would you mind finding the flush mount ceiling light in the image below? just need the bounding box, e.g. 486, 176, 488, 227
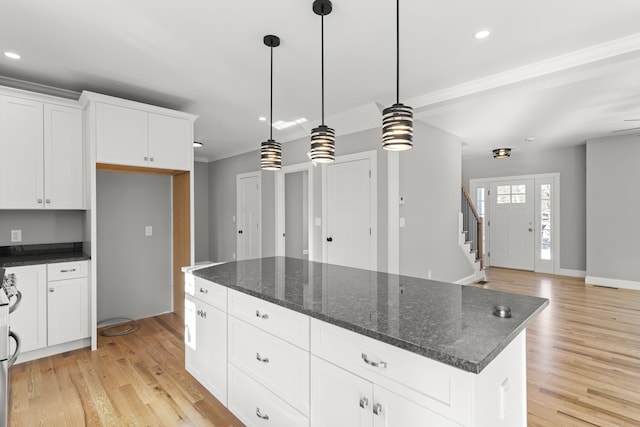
4, 51, 21, 60
382, 0, 413, 151
474, 29, 491, 39
493, 148, 511, 158
193, 141, 203, 148
260, 34, 282, 171
309, 0, 335, 164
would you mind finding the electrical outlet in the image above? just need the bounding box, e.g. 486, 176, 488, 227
145, 226, 153, 236
10, 230, 22, 242
399, 195, 405, 205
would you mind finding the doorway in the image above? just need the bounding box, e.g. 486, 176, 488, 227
236, 172, 261, 260
471, 173, 559, 273
322, 150, 377, 270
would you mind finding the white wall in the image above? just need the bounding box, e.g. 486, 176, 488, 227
586, 135, 640, 288
0, 210, 84, 245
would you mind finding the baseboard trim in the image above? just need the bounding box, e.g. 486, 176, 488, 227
585, 275, 640, 291
455, 269, 486, 285
557, 268, 586, 278
15, 338, 91, 364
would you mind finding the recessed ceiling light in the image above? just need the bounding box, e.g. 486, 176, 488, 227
4, 51, 21, 60
193, 141, 203, 148
474, 30, 491, 40
259, 116, 267, 121
525, 137, 535, 142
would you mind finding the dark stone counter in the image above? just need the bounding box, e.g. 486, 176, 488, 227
191, 257, 548, 374
0, 243, 90, 267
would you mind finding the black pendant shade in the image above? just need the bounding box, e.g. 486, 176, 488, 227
310, 0, 335, 163
382, 0, 413, 151
260, 34, 282, 170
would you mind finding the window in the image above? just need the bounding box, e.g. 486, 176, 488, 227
497, 185, 526, 204
540, 184, 551, 260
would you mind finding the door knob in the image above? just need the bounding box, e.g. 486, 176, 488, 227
326, 237, 333, 242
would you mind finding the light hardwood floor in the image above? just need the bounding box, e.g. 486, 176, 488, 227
8, 268, 640, 426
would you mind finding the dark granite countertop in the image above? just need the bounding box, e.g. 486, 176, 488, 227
191, 256, 548, 374
0, 243, 90, 267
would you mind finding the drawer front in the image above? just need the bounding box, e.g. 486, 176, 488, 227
228, 364, 309, 427
228, 289, 309, 350
228, 316, 309, 416
310, 318, 471, 426
185, 274, 227, 311
47, 260, 88, 281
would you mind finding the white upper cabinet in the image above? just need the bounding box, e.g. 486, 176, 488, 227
0, 93, 83, 209
83, 92, 197, 171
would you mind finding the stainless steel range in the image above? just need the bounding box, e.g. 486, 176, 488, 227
1, 268, 21, 427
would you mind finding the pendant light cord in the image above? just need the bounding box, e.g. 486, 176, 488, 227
270, 44, 274, 140
321, 12, 325, 125
396, 0, 400, 104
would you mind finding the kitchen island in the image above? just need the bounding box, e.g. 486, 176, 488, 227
185, 257, 548, 427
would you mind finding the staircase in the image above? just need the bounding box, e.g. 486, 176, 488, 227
456, 184, 485, 284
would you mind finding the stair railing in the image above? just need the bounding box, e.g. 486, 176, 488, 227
461, 183, 484, 269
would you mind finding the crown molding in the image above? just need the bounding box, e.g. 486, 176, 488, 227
408, 32, 640, 108
0, 75, 80, 100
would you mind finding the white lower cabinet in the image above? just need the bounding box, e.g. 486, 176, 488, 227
228, 364, 309, 427
185, 294, 227, 405
47, 277, 89, 345
311, 356, 459, 427
6, 264, 47, 352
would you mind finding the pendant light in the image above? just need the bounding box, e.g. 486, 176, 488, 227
309, 0, 335, 163
382, 0, 413, 151
260, 34, 282, 170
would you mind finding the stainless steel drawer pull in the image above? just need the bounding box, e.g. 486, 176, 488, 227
60, 269, 77, 273
256, 407, 269, 420
197, 309, 207, 318
199, 287, 208, 294
255, 310, 269, 319
256, 352, 270, 363
373, 403, 383, 415
359, 397, 369, 409
361, 353, 387, 369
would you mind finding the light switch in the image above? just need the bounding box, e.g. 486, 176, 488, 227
315, 217, 322, 226
399, 218, 406, 227
145, 226, 153, 236
10, 230, 22, 242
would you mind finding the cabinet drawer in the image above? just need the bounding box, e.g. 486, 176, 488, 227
47, 260, 88, 281
228, 289, 309, 350
228, 364, 309, 427
185, 274, 227, 311
229, 316, 309, 416
310, 318, 471, 426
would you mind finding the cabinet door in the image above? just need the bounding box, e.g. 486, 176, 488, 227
185, 295, 227, 405
5, 265, 47, 352
47, 277, 89, 346
372, 385, 460, 427
311, 356, 373, 427
95, 102, 148, 167
148, 113, 192, 170
44, 104, 84, 209
0, 96, 44, 209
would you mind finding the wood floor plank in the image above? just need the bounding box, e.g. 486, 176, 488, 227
8, 269, 640, 426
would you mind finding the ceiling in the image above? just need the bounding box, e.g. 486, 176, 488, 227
1, 0, 640, 162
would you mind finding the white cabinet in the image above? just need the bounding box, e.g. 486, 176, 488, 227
311, 356, 459, 427
95, 102, 192, 171
5, 264, 47, 352
184, 274, 228, 405
185, 294, 228, 405
47, 261, 89, 346
0, 95, 83, 209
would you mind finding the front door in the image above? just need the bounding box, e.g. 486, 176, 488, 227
489, 179, 535, 270
236, 172, 260, 260
325, 157, 373, 270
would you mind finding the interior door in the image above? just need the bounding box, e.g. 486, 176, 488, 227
236, 173, 260, 260
325, 158, 372, 270
489, 179, 535, 270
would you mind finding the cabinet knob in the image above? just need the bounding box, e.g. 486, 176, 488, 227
359, 397, 369, 409
37, 199, 43, 204
256, 353, 270, 363
144, 156, 148, 161
46, 199, 51, 204
373, 403, 383, 415
255, 310, 269, 319
150, 157, 154, 162
49, 288, 55, 292
326, 236, 333, 242
361, 353, 387, 369
256, 407, 269, 420
199, 287, 208, 294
